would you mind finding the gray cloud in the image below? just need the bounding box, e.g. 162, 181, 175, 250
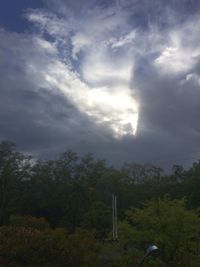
1, 0, 200, 170
0, 29, 100, 158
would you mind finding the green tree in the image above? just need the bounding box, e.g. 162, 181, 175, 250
124, 197, 200, 267
9, 215, 50, 230
67, 228, 101, 267
82, 201, 111, 238
0, 216, 68, 266
0, 141, 31, 225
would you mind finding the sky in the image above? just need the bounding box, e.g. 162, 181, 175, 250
0, 0, 200, 170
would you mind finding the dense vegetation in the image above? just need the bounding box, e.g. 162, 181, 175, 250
1, 140, 200, 266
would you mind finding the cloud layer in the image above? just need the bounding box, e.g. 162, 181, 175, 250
1, 0, 200, 169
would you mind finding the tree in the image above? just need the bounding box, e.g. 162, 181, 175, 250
66, 228, 101, 267
0, 141, 31, 225
9, 215, 50, 230
121, 163, 163, 184
0, 216, 68, 266
82, 201, 111, 238
124, 197, 200, 267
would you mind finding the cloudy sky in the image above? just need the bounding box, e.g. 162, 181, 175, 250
0, 0, 200, 169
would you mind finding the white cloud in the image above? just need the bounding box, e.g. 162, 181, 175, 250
34, 37, 57, 53
26, 9, 72, 37
5, 2, 200, 142
23, 5, 200, 141
81, 47, 133, 85
154, 18, 200, 74
71, 33, 91, 60
186, 73, 200, 86
24, 5, 140, 138
42, 60, 139, 137
110, 30, 137, 48
2, 0, 200, 167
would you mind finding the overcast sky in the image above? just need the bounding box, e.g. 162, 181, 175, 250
0, 0, 200, 169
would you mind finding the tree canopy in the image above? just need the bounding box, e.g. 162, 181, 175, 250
1, 140, 200, 266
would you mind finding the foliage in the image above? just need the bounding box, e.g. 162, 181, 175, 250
67, 228, 101, 267
9, 215, 50, 230
82, 201, 111, 237
1, 141, 200, 266
125, 197, 200, 267
0, 224, 68, 266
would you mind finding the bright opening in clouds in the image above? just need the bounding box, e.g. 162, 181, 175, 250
43, 59, 139, 137
1, 0, 200, 168
26, 6, 139, 138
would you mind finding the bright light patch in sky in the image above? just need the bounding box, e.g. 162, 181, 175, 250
43, 60, 138, 138
2, 0, 200, 167
7, 3, 200, 141
25, 8, 139, 138
75, 87, 139, 137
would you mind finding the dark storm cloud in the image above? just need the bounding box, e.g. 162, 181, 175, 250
1, 0, 200, 170
0, 29, 102, 158
0, 70, 103, 159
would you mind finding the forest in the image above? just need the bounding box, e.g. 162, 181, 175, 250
1, 140, 200, 267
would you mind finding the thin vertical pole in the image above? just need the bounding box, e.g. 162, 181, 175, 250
112, 194, 115, 240
115, 196, 118, 239
112, 194, 118, 240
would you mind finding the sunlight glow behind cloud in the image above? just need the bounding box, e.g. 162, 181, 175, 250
2, 0, 200, 167
23, 2, 200, 140
44, 60, 138, 137
25, 2, 200, 139
26, 7, 139, 138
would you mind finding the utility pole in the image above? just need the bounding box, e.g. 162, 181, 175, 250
112, 194, 118, 240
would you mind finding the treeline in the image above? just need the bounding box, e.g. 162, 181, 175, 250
1, 140, 200, 266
